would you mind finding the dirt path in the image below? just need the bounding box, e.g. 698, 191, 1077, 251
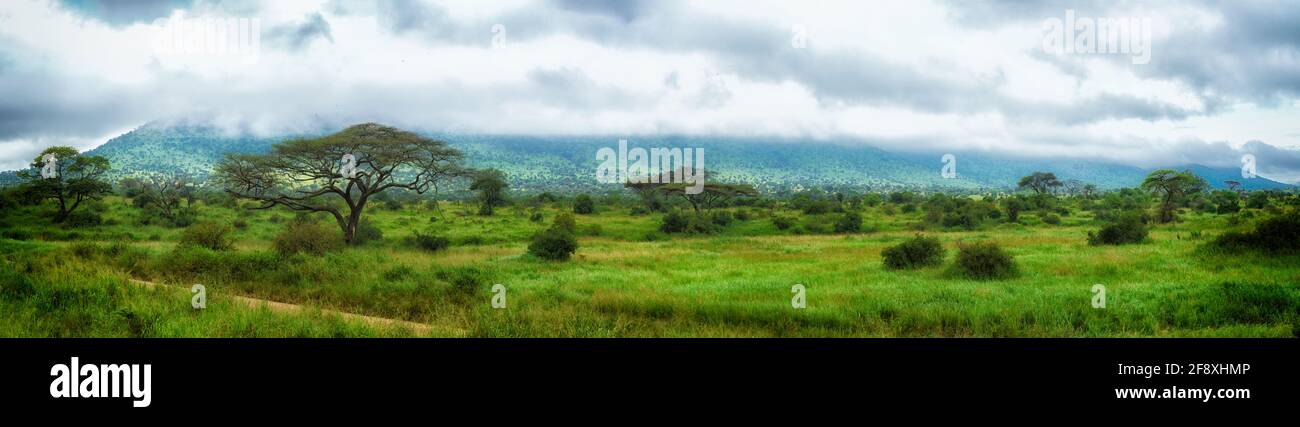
128, 279, 451, 336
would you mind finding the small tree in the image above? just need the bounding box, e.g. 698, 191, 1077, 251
215, 123, 465, 244
1003, 197, 1024, 223
133, 173, 193, 220
469, 168, 508, 216
1017, 172, 1062, 196
1141, 169, 1207, 223
18, 146, 112, 222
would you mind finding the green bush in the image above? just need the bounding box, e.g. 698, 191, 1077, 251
1212, 213, 1300, 254
1041, 213, 1061, 225
408, 231, 450, 252
529, 211, 544, 222
1217, 282, 1299, 324
1088, 214, 1148, 245
573, 194, 595, 214
834, 212, 863, 233
881, 235, 945, 270
63, 210, 103, 228
734, 209, 752, 221
528, 227, 578, 260
529, 215, 580, 261
772, 215, 795, 230
552, 213, 577, 234
949, 242, 1018, 280
179, 222, 235, 251
382, 265, 415, 282
660, 210, 689, 233
711, 211, 734, 227
272, 221, 343, 257
435, 266, 488, 296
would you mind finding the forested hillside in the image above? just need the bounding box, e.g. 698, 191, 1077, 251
0, 122, 1291, 192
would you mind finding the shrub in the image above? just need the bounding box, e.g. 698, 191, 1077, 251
272, 221, 343, 256
629, 206, 649, 216
734, 209, 751, 221
1212, 213, 1300, 254
382, 265, 415, 282
660, 210, 689, 233
171, 208, 198, 227
1003, 198, 1024, 223
1041, 213, 1061, 225
881, 235, 945, 270
552, 213, 577, 234
834, 212, 863, 233
352, 218, 383, 245
573, 194, 595, 214
63, 210, 103, 228
408, 231, 450, 252
771, 215, 795, 230
801, 200, 834, 215
434, 266, 488, 297
1088, 215, 1148, 245
711, 211, 734, 227
232, 219, 249, 230
1245, 192, 1270, 209
949, 242, 1018, 280
528, 227, 578, 260
529, 211, 544, 222
685, 214, 720, 234
1217, 282, 1299, 325
179, 222, 235, 251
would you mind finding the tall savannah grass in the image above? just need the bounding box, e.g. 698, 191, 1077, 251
1, 196, 1297, 337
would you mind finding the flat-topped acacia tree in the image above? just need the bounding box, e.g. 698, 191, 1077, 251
215, 123, 465, 243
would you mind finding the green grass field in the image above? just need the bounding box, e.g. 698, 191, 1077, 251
1, 196, 1297, 337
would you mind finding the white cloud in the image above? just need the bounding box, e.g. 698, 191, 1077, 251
0, 0, 1297, 177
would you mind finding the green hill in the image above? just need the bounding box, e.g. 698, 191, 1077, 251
0, 122, 1291, 193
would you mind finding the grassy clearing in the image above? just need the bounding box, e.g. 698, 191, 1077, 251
1, 197, 1298, 337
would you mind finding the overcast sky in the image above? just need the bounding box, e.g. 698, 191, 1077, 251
1, 0, 1299, 181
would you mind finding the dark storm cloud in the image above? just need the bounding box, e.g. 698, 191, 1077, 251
1138, 0, 1300, 105
265, 12, 334, 51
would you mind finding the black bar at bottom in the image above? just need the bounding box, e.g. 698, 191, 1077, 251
1, 339, 1293, 412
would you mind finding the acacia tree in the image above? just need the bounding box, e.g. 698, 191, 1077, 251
469, 168, 508, 216
18, 146, 112, 222
130, 172, 197, 220
1141, 169, 1207, 223
1017, 172, 1063, 195
215, 123, 465, 243
657, 182, 758, 213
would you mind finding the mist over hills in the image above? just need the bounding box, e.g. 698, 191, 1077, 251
1, 122, 1293, 193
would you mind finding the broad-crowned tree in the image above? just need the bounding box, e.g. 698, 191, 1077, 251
1017, 172, 1063, 195
18, 146, 112, 222
215, 123, 465, 243
1141, 169, 1207, 223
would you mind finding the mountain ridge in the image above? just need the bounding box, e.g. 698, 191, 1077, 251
2, 122, 1294, 192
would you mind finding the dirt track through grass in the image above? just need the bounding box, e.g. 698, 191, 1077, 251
127, 279, 451, 336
